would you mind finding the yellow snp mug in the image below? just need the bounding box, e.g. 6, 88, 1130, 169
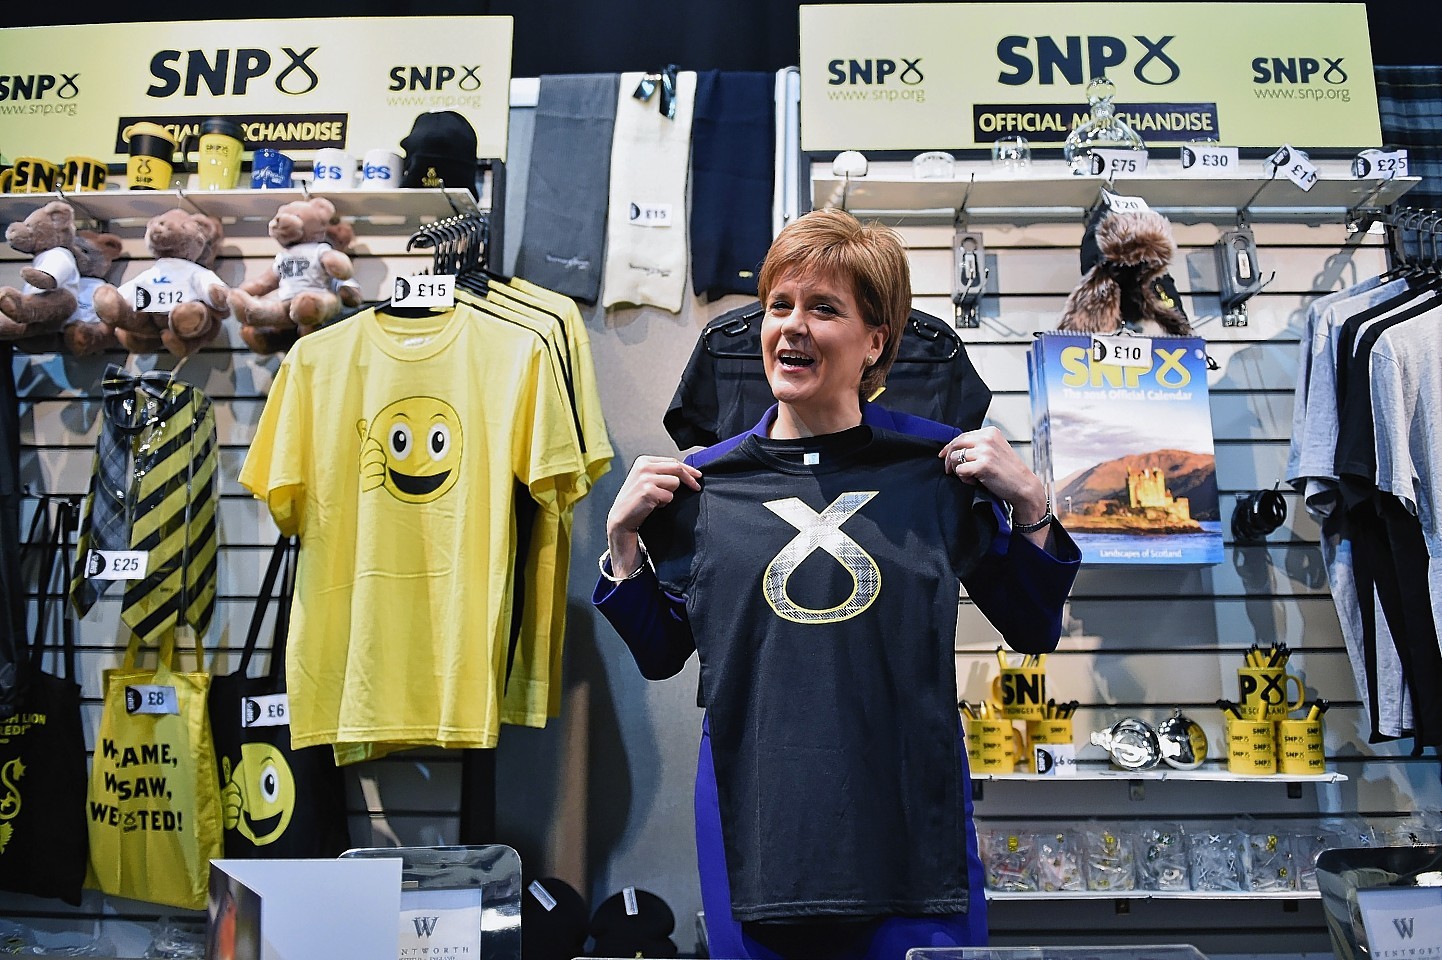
994, 667, 1048, 721
1276, 718, 1326, 775
182, 117, 245, 190
966, 718, 1016, 775
0, 168, 13, 192
62, 155, 108, 192
122, 121, 178, 190
1226, 718, 1277, 775
1237, 666, 1305, 721
10, 156, 61, 193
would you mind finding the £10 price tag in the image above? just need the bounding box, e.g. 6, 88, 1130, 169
1092, 334, 1152, 369
1102, 190, 1150, 215
393, 274, 455, 308
1091, 148, 1149, 178
1352, 149, 1409, 180
125, 684, 179, 715
85, 549, 148, 580
1180, 143, 1240, 176
1267, 144, 1318, 192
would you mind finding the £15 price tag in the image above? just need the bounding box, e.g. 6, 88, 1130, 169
125, 684, 179, 715
393, 274, 455, 308
1266, 144, 1318, 192
1180, 143, 1240, 176
1352, 149, 1409, 180
628, 202, 674, 227
1092, 334, 1152, 369
1091, 147, 1149, 178
85, 549, 148, 580
1102, 190, 1150, 215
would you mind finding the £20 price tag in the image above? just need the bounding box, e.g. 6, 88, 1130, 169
1092, 334, 1152, 369
393, 274, 455, 309
1102, 190, 1150, 215
1267, 145, 1318, 192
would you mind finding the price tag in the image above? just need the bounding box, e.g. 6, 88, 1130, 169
1091, 147, 1149, 177
628, 202, 674, 227
1266, 144, 1318, 192
1092, 334, 1152, 369
1180, 143, 1240, 176
1352, 149, 1409, 180
85, 548, 148, 580
241, 693, 290, 728
125, 684, 179, 715
392, 274, 455, 308
133, 279, 190, 311
623, 886, 639, 916
1033, 744, 1077, 776
528, 881, 558, 912
1102, 190, 1150, 215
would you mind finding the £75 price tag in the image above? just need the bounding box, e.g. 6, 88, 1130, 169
1092, 334, 1152, 369
393, 274, 455, 308
1091, 148, 1149, 177
1267, 145, 1318, 192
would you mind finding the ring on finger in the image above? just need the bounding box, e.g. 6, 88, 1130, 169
953, 449, 968, 465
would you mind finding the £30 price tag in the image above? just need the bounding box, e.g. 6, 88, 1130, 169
1092, 334, 1152, 369
1267, 144, 1318, 192
125, 684, 179, 715
1180, 143, 1240, 176
1102, 190, 1150, 215
1092, 148, 1149, 177
393, 274, 455, 309
85, 549, 148, 580
1352, 149, 1409, 180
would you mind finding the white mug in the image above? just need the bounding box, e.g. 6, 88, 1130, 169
312, 148, 356, 189
360, 149, 401, 190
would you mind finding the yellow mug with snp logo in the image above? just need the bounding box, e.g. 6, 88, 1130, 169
965, 718, 1015, 775
1276, 718, 1325, 775
1226, 718, 1276, 775
182, 118, 245, 190
122, 121, 178, 191
62, 156, 108, 192
1237, 666, 1305, 721
10, 156, 61, 194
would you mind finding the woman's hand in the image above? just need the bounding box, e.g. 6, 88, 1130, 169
605, 456, 703, 576
939, 427, 1052, 547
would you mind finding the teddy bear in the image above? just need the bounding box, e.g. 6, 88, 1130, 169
229, 197, 355, 355
5, 230, 127, 355
93, 209, 230, 357
0, 200, 82, 342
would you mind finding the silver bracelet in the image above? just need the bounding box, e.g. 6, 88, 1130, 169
598, 538, 651, 583
1013, 498, 1055, 534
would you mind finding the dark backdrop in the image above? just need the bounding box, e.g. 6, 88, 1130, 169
3, 1, 1438, 72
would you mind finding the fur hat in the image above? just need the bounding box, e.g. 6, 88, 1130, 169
1059, 205, 1191, 335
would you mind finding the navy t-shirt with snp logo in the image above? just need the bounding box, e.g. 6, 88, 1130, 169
641, 425, 996, 921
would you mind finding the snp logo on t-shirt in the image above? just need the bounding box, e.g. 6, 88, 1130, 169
761, 492, 880, 624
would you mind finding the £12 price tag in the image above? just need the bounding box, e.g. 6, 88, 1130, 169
393, 274, 455, 308
1092, 334, 1152, 369
1180, 143, 1240, 176
85, 549, 148, 580
133, 279, 189, 311
1267, 145, 1318, 192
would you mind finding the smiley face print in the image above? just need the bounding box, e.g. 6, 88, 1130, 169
358, 397, 463, 503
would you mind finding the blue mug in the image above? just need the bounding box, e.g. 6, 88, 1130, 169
251, 148, 294, 189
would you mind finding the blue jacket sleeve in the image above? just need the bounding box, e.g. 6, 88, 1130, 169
963, 521, 1081, 655
592, 567, 697, 680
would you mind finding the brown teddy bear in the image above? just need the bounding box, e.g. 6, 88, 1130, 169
93, 209, 230, 357
0, 200, 81, 341
4, 230, 125, 355
230, 197, 355, 355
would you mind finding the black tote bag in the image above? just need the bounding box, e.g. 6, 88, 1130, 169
0, 498, 88, 903
208, 535, 350, 858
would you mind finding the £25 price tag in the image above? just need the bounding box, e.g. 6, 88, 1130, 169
1102, 190, 1150, 215
1267, 145, 1318, 192
1180, 143, 1240, 176
1352, 149, 1409, 180
85, 549, 148, 580
125, 684, 179, 715
1092, 334, 1152, 369
393, 274, 455, 308
1092, 148, 1149, 177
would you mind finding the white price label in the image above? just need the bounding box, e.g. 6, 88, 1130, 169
240, 693, 290, 728
1092, 335, 1152, 369
1352, 149, 1409, 180
1180, 143, 1240, 176
623, 886, 639, 916
125, 684, 179, 715
85, 548, 148, 580
1033, 744, 1077, 776
1092, 147, 1149, 177
392, 274, 455, 308
1266, 144, 1318, 191
133, 280, 189, 311
628, 202, 674, 227
1102, 190, 1150, 215
528, 880, 558, 912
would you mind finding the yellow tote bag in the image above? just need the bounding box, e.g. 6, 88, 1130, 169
86, 627, 223, 910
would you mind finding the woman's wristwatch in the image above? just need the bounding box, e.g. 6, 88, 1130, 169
1013, 497, 1055, 534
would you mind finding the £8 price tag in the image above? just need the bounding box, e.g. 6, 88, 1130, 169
393, 274, 455, 308
1092, 334, 1152, 369
1267, 144, 1318, 192
124, 684, 179, 715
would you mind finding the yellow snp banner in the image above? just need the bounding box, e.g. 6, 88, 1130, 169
0, 17, 513, 162
799, 2, 1379, 152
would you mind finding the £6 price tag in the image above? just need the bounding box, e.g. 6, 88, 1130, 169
1352, 149, 1409, 180
1092, 334, 1152, 369
1180, 143, 1240, 176
1267, 144, 1318, 192
393, 274, 455, 308
1092, 147, 1149, 178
